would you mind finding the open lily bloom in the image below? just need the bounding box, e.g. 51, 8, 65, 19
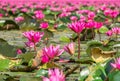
111, 58, 120, 70
68, 21, 85, 34
41, 45, 64, 64
23, 31, 44, 44
43, 68, 65, 81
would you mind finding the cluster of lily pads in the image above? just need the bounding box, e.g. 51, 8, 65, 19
0, 0, 120, 81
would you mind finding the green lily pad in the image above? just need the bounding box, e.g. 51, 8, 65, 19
99, 26, 109, 34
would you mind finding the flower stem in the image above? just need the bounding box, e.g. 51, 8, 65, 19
116, 34, 118, 41
34, 43, 37, 53
92, 28, 94, 39
78, 34, 80, 59
98, 30, 101, 41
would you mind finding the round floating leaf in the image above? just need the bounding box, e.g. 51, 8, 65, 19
20, 76, 41, 81
0, 39, 18, 57
17, 52, 34, 63
59, 36, 70, 43
99, 26, 109, 34
57, 24, 67, 31
35, 69, 48, 77
0, 59, 10, 71
108, 70, 120, 81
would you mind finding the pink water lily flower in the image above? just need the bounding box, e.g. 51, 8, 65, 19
25, 41, 35, 48
88, 12, 95, 20
41, 45, 64, 64
40, 22, 49, 29
106, 30, 113, 36
68, 21, 85, 34
110, 10, 119, 18
23, 31, 44, 44
34, 10, 45, 20
111, 58, 120, 70
111, 27, 120, 35
16, 49, 22, 54
15, 16, 24, 23
70, 16, 78, 21
94, 22, 103, 29
64, 42, 75, 55
85, 21, 95, 29
104, 9, 111, 16
43, 68, 65, 81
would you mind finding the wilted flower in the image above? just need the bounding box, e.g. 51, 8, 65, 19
43, 68, 65, 81
64, 42, 75, 55
23, 31, 44, 44
40, 22, 49, 29
111, 58, 120, 70
68, 21, 85, 34
41, 45, 64, 64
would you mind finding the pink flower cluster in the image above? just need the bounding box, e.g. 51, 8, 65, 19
111, 58, 120, 70
43, 68, 65, 81
41, 45, 64, 64
106, 27, 120, 36
15, 16, 24, 23
104, 9, 119, 18
68, 20, 103, 34
40, 22, 49, 29
34, 10, 45, 20
23, 31, 44, 47
68, 21, 85, 34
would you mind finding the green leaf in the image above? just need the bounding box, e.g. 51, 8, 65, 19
57, 24, 67, 31
0, 38, 18, 57
42, 29, 54, 39
99, 26, 109, 34
43, 10, 51, 15
20, 76, 41, 81
17, 52, 34, 63
35, 69, 48, 77
40, 62, 60, 69
88, 6, 95, 11
0, 59, 10, 71
0, 75, 8, 81
108, 70, 120, 81
59, 36, 70, 43
59, 17, 70, 23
